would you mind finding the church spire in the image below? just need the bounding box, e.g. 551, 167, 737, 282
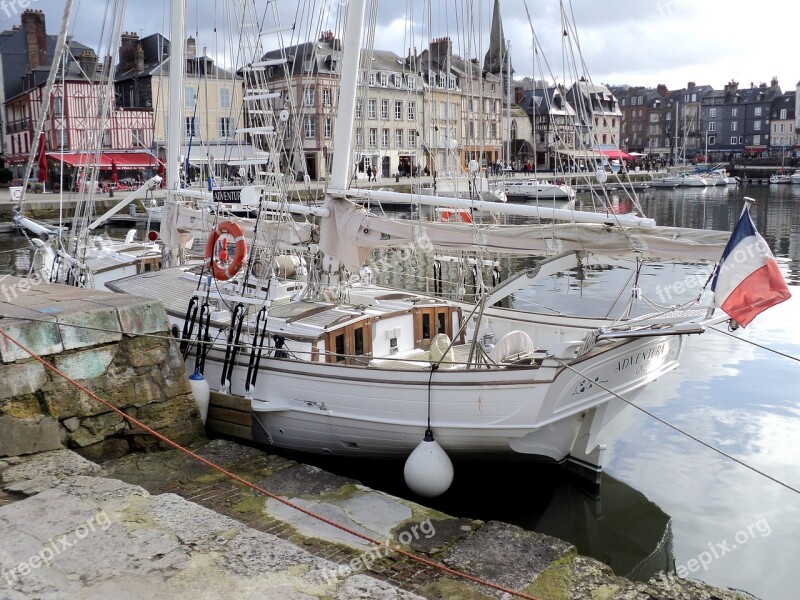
483, 0, 507, 75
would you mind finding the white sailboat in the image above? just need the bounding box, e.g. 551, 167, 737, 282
105, 0, 746, 491
18, 0, 787, 495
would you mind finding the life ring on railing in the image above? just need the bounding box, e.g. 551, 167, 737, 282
204, 221, 246, 280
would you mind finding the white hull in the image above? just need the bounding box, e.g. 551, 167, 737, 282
505, 180, 576, 200
189, 324, 682, 464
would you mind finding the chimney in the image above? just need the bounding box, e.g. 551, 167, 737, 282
119, 32, 139, 72
186, 37, 197, 57
657, 84, 668, 96
78, 51, 98, 80
514, 86, 524, 104
770, 76, 779, 87
429, 37, 452, 69
724, 80, 739, 94
134, 45, 145, 73
21, 10, 47, 71
687, 81, 695, 89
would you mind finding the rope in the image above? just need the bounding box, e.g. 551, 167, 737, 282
710, 326, 800, 364
552, 357, 800, 496
0, 327, 540, 600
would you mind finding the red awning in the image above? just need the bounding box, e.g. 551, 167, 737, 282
744, 145, 767, 153
599, 149, 634, 160
47, 152, 158, 169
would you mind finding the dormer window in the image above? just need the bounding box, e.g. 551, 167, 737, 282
380, 73, 388, 87
369, 72, 376, 86
395, 74, 402, 89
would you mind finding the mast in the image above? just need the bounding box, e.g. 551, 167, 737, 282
329, 0, 367, 190
167, 0, 185, 190
673, 100, 679, 167
506, 39, 511, 168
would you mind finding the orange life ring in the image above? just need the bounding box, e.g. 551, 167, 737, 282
204, 221, 247, 280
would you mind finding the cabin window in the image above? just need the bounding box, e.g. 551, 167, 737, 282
334, 333, 345, 362
354, 328, 364, 355
421, 314, 431, 340
437, 312, 447, 335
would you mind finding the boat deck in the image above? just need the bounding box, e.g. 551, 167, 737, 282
108, 267, 204, 319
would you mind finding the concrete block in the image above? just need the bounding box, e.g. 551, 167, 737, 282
54, 346, 118, 381
56, 301, 121, 350
0, 317, 63, 363
85, 296, 171, 343
0, 361, 47, 401
0, 415, 63, 457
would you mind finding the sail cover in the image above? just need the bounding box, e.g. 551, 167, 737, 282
320, 197, 730, 271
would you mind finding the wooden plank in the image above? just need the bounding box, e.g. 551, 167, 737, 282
207, 405, 251, 428
206, 418, 253, 441
209, 391, 251, 412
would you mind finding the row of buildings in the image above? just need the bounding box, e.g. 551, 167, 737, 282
1, 6, 799, 186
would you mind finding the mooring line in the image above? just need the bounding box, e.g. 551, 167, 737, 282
710, 325, 800, 364
0, 327, 541, 600
553, 358, 800, 496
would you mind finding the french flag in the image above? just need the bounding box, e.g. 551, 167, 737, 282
711, 204, 791, 327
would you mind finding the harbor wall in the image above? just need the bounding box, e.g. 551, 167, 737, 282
0, 276, 204, 460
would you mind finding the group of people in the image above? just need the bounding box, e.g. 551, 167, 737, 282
365, 165, 378, 181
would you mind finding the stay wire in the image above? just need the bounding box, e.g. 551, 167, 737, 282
552, 357, 800, 496
0, 327, 540, 600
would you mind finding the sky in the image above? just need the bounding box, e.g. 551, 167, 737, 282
3, 0, 797, 94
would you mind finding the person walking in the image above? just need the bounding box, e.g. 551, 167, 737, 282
366, 165, 372, 181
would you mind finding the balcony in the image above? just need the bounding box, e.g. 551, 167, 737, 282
5, 118, 32, 134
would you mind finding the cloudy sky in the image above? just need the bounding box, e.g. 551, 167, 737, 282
5, 0, 797, 93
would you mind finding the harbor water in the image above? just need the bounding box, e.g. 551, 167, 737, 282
1, 183, 797, 599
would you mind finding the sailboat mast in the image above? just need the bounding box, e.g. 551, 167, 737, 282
673, 100, 679, 167
167, 0, 185, 190
329, 0, 367, 190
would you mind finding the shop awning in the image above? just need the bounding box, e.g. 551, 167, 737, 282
555, 149, 598, 159
599, 149, 634, 160
744, 145, 767, 153
47, 152, 158, 169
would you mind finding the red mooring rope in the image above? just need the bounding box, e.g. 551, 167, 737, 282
0, 328, 541, 600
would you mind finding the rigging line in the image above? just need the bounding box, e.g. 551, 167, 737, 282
0, 327, 537, 600
709, 326, 800, 364
552, 356, 800, 497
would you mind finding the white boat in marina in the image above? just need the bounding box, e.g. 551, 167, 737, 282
706, 168, 739, 186
769, 172, 792, 184
791, 170, 800, 184
504, 178, 576, 202
15, 0, 790, 495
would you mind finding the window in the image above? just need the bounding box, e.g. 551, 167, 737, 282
731, 108, 738, 117
185, 117, 196, 137
334, 334, 345, 362
369, 72, 376, 86
322, 88, 331, 107
380, 73, 388, 87
709, 108, 717, 117
753, 134, 761, 144
754, 120, 761, 131
439, 101, 447, 119
448, 75, 456, 90
731, 122, 737, 131
368, 98, 377, 119
303, 88, 315, 107
55, 127, 67, 149
324, 117, 332, 139
731, 136, 738, 144
708, 122, 716, 132
381, 99, 389, 120
132, 128, 144, 146
780, 108, 787, 120
450, 103, 457, 119
406, 75, 415, 90
407, 101, 416, 120
185, 86, 197, 108
102, 129, 111, 147
368, 128, 377, 147
304, 59, 313, 72
395, 129, 403, 148
738, 136, 744, 144
219, 87, 231, 108
754, 106, 762, 116
354, 328, 365, 356
355, 127, 363, 148
218, 117, 232, 138
409, 129, 416, 148
708, 135, 715, 145
381, 128, 389, 148
355, 99, 363, 119
780, 123, 785, 133
395, 74, 402, 89
491, 122, 497, 138
53, 97, 63, 116
304, 116, 316, 138
394, 100, 403, 120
